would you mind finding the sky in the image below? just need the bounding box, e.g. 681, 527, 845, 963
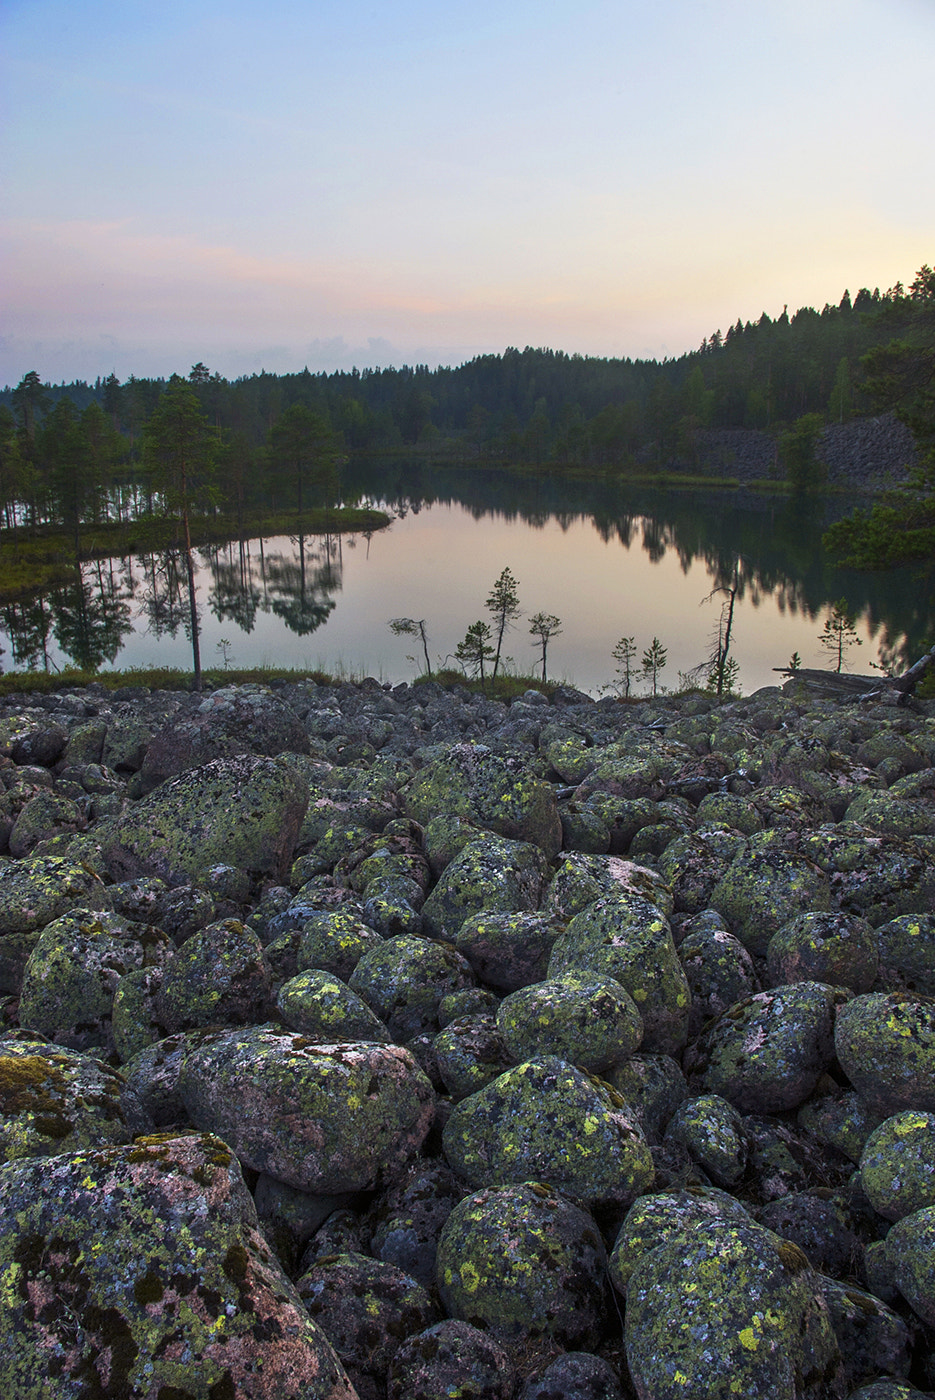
1, 0, 933, 387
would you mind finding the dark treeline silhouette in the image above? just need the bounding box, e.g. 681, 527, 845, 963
0, 276, 919, 532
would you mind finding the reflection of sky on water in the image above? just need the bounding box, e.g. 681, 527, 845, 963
0, 504, 907, 694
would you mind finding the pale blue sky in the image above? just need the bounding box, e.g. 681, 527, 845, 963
2, 0, 933, 384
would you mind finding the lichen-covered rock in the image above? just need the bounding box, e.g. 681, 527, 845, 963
277, 969, 391, 1043
663, 1094, 748, 1188
657, 828, 747, 915
155, 917, 272, 1032
696, 790, 765, 834
8, 788, 87, 858
874, 913, 935, 994
432, 1014, 512, 1100
817, 1277, 914, 1390
368, 1158, 464, 1288
138, 683, 311, 791
436, 1181, 608, 1349
0, 710, 68, 766
685, 982, 840, 1114
112, 965, 166, 1063
834, 993, 935, 1116
402, 743, 563, 857
387, 1318, 515, 1400
605, 1053, 689, 1141
845, 790, 935, 838
845, 1379, 930, 1399
0, 1036, 148, 1162
297, 907, 385, 982
348, 935, 475, 1041
101, 707, 166, 772
121, 1032, 194, 1128
496, 970, 643, 1074
883, 1203, 935, 1327
421, 835, 548, 941
443, 1055, 653, 1207
624, 1216, 840, 1400
0, 855, 110, 994
452, 909, 562, 992
608, 1186, 754, 1295
0, 1132, 358, 1399
758, 1192, 863, 1280
19, 909, 172, 1055
805, 828, 935, 928
766, 910, 878, 992
678, 921, 759, 1039
797, 1086, 884, 1164
517, 1351, 625, 1400
710, 839, 831, 956
179, 1026, 435, 1193
859, 1110, 935, 1221
101, 753, 309, 887
297, 1251, 438, 1390
543, 852, 673, 922
547, 894, 690, 1054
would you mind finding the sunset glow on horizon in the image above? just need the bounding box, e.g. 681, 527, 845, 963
2, 0, 933, 385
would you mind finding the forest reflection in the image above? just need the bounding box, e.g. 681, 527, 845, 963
1, 464, 930, 683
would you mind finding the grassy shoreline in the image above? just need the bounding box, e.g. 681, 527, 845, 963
0, 506, 391, 605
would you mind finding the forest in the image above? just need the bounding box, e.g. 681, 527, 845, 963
0, 266, 932, 553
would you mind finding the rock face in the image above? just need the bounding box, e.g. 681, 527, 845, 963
4, 674, 935, 1396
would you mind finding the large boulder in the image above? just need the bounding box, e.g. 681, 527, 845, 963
401, 743, 562, 857
0, 1132, 357, 1399
101, 753, 309, 887
0, 855, 110, 995
421, 835, 548, 941
835, 993, 935, 1116
138, 683, 310, 792
443, 1055, 653, 1208
179, 1026, 435, 1193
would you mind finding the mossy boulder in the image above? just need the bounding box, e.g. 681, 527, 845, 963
657, 828, 747, 915
883, 1203, 935, 1327
606, 1053, 689, 1141
442, 1055, 653, 1208
297, 907, 385, 982
547, 894, 690, 1054
624, 1216, 840, 1400
678, 921, 759, 1040
0, 1132, 357, 1399
663, 1093, 748, 1188
421, 835, 548, 942
766, 910, 878, 992
387, 1318, 515, 1400
436, 1181, 608, 1349
0, 710, 68, 766
0, 1037, 148, 1162
685, 982, 840, 1114
8, 789, 87, 859
859, 1110, 935, 1221
111, 965, 166, 1063
875, 913, 935, 994
608, 1186, 754, 1295
817, 1276, 914, 1393
138, 683, 310, 791
543, 852, 673, 922
834, 993, 935, 1116
401, 743, 562, 857
276, 969, 391, 1043
348, 934, 475, 1041
296, 1251, 438, 1390
154, 918, 272, 1032
451, 909, 562, 992
179, 1026, 435, 1193
19, 910, 172, 1055
710, 841, 831, 956
101, 753, 310, 887
0, 855, 110, 994
432, 1014, 512, 1101
496, 970, 643, 1074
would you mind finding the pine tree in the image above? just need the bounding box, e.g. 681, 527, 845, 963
528, 612, 562, 682
485, 567, 521, 680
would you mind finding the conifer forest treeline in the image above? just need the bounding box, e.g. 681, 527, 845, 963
0, 270, 931, 536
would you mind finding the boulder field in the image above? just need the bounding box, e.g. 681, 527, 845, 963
0, 675, 934, 1399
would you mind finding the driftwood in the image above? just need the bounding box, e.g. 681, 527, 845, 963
773, 645, 935, 706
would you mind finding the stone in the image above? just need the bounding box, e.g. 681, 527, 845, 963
155, 918, 272, 1032
276, 969, 391, 1043
859, 1110, 935, 1221
442, 1055, 653, 1208
387, 1319, 515, 1400
496, 970, 643, 1074
421, 835, 548, 942
0, 1132, 357, 1398
348, 935, 475, 1041
436, 1181, 608, 1350
101, 753, 309, 887
835, 993, 935, 1117
179, 1026, 435, 1193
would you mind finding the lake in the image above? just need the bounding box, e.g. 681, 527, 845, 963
1, 464, 928, 695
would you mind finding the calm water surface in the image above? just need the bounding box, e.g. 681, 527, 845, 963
1, 468, 928, 695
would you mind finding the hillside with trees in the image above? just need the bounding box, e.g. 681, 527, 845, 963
1, 267, 931, 537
